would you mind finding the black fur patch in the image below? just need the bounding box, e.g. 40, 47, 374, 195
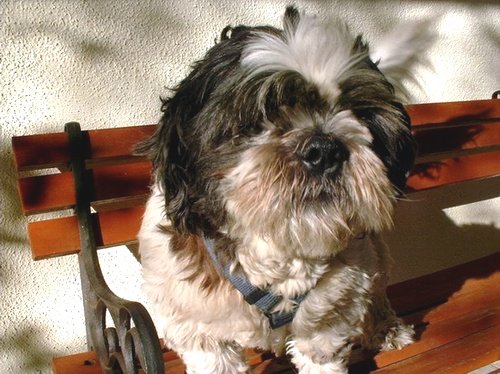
136, 6, 416, 234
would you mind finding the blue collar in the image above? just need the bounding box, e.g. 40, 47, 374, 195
202, 234, 306, 329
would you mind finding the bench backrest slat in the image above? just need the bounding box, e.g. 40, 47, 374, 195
407, 99, 500, 191
407, 150, 500, 191
12, 125, 155, 171
12, 99, 500, 261
406, 99, 500, 127
13, 125, 155, 260
27, 206, 145, 260
413, 119, 499, 161
18, 161, 152, 215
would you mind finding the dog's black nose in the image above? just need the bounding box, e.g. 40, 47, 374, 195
299, 136, 348, 175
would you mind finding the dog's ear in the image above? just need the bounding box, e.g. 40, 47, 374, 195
136, 65, 225, 233
370, 18, 435, 100
136, 32, 248, 233
283, 6, 301, 35
135, 95, 196, 233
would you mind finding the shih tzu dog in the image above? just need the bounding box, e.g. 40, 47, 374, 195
137, 6, 431, 373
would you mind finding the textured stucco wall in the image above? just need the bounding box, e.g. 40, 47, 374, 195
1, 1, 499, 372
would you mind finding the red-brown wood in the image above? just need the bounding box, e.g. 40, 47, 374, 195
18, 172, 76, 214
413, 120, 500, 158
406, 150, 500, 191
28, 215, 81, 259
387, 252, 500, 315
376, 307, 500, 370
52, 351, 101, 374
18, 161, 152, 215
91, 161, 152, 202
407, 99, 500, 127
12, 132, 71, 171
12, 125, 155, 171
87, 125, 155, 162
372, 325, 500, 374
28, 206, 145, 260
52, 348, 290, 374
97, 206, 145, 250
376, 280, 500, 368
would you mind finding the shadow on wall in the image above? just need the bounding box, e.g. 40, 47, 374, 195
0, 144, 28, 249
0, 142, 54, 372
0, 324, 62, 373
5, 1, 185, 62
7, 22, 115, 63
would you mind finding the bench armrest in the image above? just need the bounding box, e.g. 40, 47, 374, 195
65, 123, 164, 373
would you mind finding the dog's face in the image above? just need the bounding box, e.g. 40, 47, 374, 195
140, 7, 424, 257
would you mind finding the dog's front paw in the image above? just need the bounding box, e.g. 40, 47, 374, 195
287, 340, 350, 374
182, 344, 249, 374
293, 355, 348, 374
299, 362, 348, 374
378, 319, 415, 352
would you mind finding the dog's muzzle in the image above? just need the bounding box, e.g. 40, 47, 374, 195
298, 135, 349, 176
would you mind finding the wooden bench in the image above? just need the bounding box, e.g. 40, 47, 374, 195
12, 97, 500, 373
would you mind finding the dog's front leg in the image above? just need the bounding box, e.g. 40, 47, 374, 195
365, 292, 415, 352
179, 339, 249, 374
287, 332, 353, 374
362, 235, 415, 352
286, 257, 373, 373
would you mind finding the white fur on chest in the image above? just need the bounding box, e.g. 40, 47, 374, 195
138, 188, 273, 351
237, 235, 331, 309
139, 187, 389, 355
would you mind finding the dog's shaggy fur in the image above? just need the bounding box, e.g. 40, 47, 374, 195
137, 7, 431, 373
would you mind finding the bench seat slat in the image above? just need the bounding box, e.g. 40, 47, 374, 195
387, 252, 500, 316
18, 161, 152, 215
376, 308, 500, 370
28, 206, 145, 260
12, 125, 155, 171
407, 150, 500, 191
373, 324, 500, 374
407, 99, 500, 127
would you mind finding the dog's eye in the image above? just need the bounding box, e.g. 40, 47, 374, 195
231, 123, 263, 146
240, 123, 263, 137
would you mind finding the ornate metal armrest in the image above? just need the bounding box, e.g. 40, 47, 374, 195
65, 122, 164, 374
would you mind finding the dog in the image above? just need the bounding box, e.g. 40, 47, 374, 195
137, 6, 431, 373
